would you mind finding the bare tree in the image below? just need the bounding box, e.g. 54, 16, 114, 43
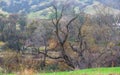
32, 4, 120, 70
37, 5, 90, 69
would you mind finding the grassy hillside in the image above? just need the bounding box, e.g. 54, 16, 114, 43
83, 1, 120, 15
27, 1, 120, 19
27, 7, 52, 19
2, 67, 120, 75
40, 67, 120, 75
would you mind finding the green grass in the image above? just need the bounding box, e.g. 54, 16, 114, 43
39, 67, 120, 75
0, 67, 120, 75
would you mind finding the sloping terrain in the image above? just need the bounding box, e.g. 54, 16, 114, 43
0, 0, 120, 19
40, 67, 120, 75
1, 67, 120, 75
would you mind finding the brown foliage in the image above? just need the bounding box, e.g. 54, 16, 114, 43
17, 68, 36, 75
0, 50, 43, 73
64, 42, 79, 59
58, 61, 73, 71
47, 38, 58, 50
45, 59, 57, 66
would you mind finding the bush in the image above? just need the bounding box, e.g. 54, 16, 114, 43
0, 50, 43, 73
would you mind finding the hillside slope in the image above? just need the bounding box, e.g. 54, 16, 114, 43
40, 67, 120, 75
0, 0, 120, 19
